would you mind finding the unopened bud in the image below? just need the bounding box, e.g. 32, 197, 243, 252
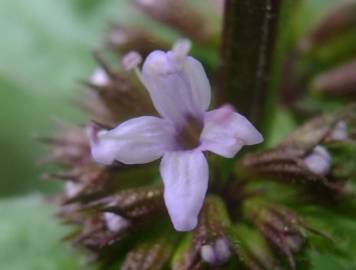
229, 225, 282, 270
107, 25, 169, 56
84, 59, 156, 126
200, 237, 231, 266
90, 68, 110, 87
37, 125, 91, 166
103, 212, 130, 233
88, 186, 164, 221
193, 196, 232, 266
244, 200, 308, 270
300, 2, 356, 52
65, 181, 83, 198
122, 241, 172, 270
329, 121, 348, 141
304, 146, 331, 176
134, 0, 215, 44
311, 60, 356, 96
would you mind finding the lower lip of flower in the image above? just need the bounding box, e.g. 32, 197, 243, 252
175, 115, 203, 150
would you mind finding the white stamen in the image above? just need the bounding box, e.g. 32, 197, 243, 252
122, 51, 142, 71
329, 121, 348, 141
90, 68, 110, 87
103, 212, 130, 233
304, 145, 332, 176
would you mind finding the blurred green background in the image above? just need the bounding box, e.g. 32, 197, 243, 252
0, 0, 134, 269
0, 0, 352, 269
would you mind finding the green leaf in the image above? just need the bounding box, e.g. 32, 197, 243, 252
0, 195, 87, 270
0, 0, 133, 197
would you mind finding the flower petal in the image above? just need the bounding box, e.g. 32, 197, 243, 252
89, 116, 176, 165
184, 56, 211, 111
160, 150, 209, 231
141, 49, 211, 126
200, 105, 263, 158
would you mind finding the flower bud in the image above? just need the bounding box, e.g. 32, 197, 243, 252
87, 186, 164, 222
229, 225, 282, 270
311, 60, 356, 96
172, 235, 204, 270
107, 24, 169, 57
134, 0, 216, 44
37, 124, 91, 166
242, 144, 327, 185
200, 237, 231, 266
244, 200, 308, 269
122, 240, 172, 270
300, 2, 356, 52
72, 213, 129, 250
90, 68, 110, 87
65, 181, 84, 198
193, 196, 232, 266
242, 108, 356, 189
84, 61, 155, 127
303, 146, 331, 176
329, 121, 349, 141
103, 212, 130, 233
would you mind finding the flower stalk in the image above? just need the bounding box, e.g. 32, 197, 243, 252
218, 0, 293, 137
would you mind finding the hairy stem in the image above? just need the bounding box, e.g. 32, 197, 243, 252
218, 0, 293, 138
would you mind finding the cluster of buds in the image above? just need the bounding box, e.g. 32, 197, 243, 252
121, 239, 173, 270
38, 123, 116, 203
133, 0, 219, 46
230, 224, 282, 270
242, 199, 310, 270
299, 1, 356, 101
107, 0, 222, 68
280, 1, 356, 116
299, 1, 356, 53
58, 186, 168, 265
172, 196, 232, 269
83, 55, 156, 128
242, 106, 356, 198
311, 60, 356, 97
107, 24, 169, 57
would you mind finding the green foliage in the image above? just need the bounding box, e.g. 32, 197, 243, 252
0, 195, 86, 270
0, 0, 131, 196
301, 206, 356, 270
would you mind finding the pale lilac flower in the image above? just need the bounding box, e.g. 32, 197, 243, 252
89, 40, 263, 231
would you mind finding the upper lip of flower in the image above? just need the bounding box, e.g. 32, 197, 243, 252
88, 39, 263, 232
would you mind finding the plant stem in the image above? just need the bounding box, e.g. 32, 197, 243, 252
218, 0, 293, 138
